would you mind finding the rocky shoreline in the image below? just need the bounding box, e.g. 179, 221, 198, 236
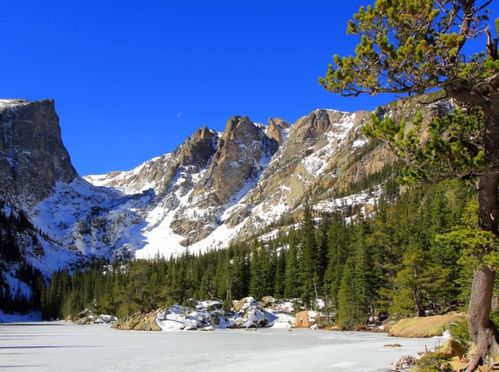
112, 297, 302, 331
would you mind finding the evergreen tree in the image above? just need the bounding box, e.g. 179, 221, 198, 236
324, 212, 349, 312
391, 241, 428, 318
284, 237, 300, 299
317, 213, 330, 294
299, 200, 318, 306
273, 250, 286, 298
337, 257, 363, 330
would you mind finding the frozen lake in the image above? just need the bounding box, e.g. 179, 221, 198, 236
0, 323, 443, 371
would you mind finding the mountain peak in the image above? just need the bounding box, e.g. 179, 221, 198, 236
266, 118, 291, 145
0, 99, 76, 207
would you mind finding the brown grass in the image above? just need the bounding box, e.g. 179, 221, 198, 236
388, 312, 466, 338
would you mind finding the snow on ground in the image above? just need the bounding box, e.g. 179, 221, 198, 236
352, 138, 367, 148
0, 323, 445, 372
31, 178, 149, 261
315, 186, 383, 215
84, 153, 173, 195
302, 112, 358, 177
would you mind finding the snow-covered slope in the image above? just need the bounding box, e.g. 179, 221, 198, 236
80, 109, 391, 259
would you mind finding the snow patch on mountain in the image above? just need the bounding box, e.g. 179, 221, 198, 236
0, 99, 28, 111
24, 107, 385, 263
30, 177, 151, 260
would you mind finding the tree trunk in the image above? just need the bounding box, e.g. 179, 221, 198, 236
466, 103, 499, 371
413, 284, 425, 317
467, 266, 498, 371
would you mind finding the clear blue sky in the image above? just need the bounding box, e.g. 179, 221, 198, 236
1, 1, 497, 175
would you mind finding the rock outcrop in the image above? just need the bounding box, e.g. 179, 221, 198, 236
195, 116, 278, 205
294, 310, 320, 328
266, 118, 290, 145
85, 126, 218, 196
74, 308, 118, 325
121, 297, 296, 332
0, 99, 76, 207
112, 309, 163, 331
391, 355, 418, 371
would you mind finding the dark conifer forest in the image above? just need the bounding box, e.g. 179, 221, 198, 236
40, 179, 489, 329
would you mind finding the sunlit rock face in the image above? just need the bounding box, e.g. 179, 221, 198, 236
0, 99, 76, 207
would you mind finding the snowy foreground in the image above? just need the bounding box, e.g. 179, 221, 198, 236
0, 323, 444, 372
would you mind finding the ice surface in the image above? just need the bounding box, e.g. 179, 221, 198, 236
0, 323, 444, 371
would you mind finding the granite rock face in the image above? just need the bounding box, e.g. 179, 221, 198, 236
85, 125, 218, 196
195, 116, 278, 205
266, 118, 291, 145
0, 99, 76, 207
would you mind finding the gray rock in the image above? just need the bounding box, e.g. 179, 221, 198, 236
391, 355, 418, 371
0, 99, 76, 207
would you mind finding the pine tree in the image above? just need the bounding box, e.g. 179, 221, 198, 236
273, 250, 286, 298
391, 241, 428, 317
337, 257, 363, 330
299, 200, 317, 306
316, 213, 330, 295
284, 237, 300, 299
324, 212, 349, 312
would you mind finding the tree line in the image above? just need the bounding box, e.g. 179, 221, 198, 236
0, 201, 44, 314
41, 179, 483, 329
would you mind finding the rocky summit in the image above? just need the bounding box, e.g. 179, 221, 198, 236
0, 95, 450, 304
0, 99, 76, 207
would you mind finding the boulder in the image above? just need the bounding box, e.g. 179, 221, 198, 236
93, 314, 118, 324
260, 296, 276, 308
74, 309, 117, 325
271, 313, 296, 328
112, 309, 163, 331
156, 303, 226, 331
157, 304, 208, 330
390, 355, 418, 371
242, 308, 267, 328
439, 339, 465, 359
294, 310, 318, 328
233, 297, 259, 312
228, 297, 277, 328
271, 300, 296, 314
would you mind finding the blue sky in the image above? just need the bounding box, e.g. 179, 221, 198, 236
1, 1, 497, 175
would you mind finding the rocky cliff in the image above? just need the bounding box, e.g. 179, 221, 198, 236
0, 99, 76, 208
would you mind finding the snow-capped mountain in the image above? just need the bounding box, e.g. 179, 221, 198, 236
0, 95, 449, 302
82, 109, 386, 259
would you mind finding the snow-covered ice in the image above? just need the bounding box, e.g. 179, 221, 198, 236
0, 322, 444, 371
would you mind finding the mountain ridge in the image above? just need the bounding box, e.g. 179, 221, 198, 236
0, 94, 449, 308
